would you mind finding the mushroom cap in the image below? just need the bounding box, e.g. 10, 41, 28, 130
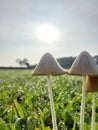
66, 51, 98, 76
32, 52, 65, 76
85, 76, 98, 92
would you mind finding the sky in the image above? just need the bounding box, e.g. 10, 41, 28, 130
0, 0, 98, 66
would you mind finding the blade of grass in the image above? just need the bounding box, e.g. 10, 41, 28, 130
14, 99, 25, 119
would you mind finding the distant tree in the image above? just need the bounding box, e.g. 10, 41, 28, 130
22, 59, 30, 68
16, 58, 30, 68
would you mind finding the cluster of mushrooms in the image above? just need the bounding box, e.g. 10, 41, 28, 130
32, 51, 98, 130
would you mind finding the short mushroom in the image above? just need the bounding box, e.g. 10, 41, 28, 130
85, 76, 98, 92
66, 51, 98, 130
32, 52, 65, 130
85, 76, 98, 130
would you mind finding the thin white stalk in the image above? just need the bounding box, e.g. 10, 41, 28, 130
47, 75, 58, 130
80, 76, 86, 130
91, 93, 96, 130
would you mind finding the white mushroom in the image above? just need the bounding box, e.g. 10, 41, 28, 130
66, 51, 98, 130
32, 52, 65, 76
32, 52, 65, 130
67, 51, 98, 76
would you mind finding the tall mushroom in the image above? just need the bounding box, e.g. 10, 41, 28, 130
32, 52, 65, 130
85, 76, 98, 130
66, 51, 98, 130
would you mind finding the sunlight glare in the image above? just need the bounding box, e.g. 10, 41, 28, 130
36, 24, 59, 43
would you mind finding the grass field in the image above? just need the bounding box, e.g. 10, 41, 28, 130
0, 70, 98, 130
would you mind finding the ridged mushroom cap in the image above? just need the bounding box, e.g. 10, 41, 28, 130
85, 76, 98, 92
66, 51, 98, 76
32, 52, 65, 76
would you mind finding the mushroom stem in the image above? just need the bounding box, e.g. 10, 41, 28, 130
80, 76, 86, 130
47, 75, 58, 130
91, 93, 95, 130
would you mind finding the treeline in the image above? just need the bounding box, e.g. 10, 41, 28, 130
57, 56, 75, 69
0, 55, 98, 69
57, 55, 98, 68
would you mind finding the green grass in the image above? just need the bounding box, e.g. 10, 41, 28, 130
0, 70, 98, 130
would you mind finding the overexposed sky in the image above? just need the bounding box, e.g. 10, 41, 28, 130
0, 0, 98, 66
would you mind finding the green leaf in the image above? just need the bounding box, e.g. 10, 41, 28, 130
9, 123, 15, 130
14, 100, 25, 119
0, 118, 9, 130
72, 116, 76, 130
38, 108, 45, 130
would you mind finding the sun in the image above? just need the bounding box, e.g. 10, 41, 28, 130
36, 24, 59, 43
